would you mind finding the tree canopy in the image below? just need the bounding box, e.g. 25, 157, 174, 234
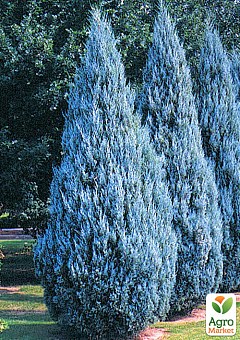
1, 0, 239, 232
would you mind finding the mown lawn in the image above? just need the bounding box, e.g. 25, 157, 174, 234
0, 284, 82, 339
0, 239, 239, 339
0, 285, 60, 340
0, 240, 38, 286
0, 240, 79, 339
153, 303, 240, 339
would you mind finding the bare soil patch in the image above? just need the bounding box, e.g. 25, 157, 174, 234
0, 286, 21, 294
0, 229, 33, 239
0, 235, 33, 240
2, 310, 46, 316
168, 308, 205, 323
137, 327, 166, 340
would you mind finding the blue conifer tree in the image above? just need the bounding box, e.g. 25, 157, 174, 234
198, 28, 240, 292
34, 10, 177, 339
138, 6, 223, 315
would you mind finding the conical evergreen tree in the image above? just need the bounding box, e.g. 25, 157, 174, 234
138, 6, 223, 315
198, 28, 240, 292
34, 10, 177, 339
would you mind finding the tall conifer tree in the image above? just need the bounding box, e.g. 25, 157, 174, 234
198, 28, 240, 291
138, 6, 223, 315
35, 10, 177, 339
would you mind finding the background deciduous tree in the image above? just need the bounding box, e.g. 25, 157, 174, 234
165, 0, 240, 74
1, 0, 238, 233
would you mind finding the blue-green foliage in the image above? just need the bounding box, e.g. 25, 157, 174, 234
231, 50, 240, 102
198, 29, 240, 292
34, 9, 177, 339
138, 6, 223, 315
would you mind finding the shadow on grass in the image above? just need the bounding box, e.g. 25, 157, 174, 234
2, 313, 55, 339
1, 322, 61, 340
0, 293, 44, 304
0, 313, 85, 340
0, 254, 39, 286
0, 239, 40, 286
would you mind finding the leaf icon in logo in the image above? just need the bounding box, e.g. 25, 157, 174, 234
212, 302, 221, 313
222, 297, 233, 314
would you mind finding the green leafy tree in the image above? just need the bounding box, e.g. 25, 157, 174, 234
165, 0, 240, 73
0, 129, 50, 235
35, 10, 177, 338
198, 28, 240, 291
1, 0, 238, 233
138, 6, 223, 315
0, 0, 157, 232
0, 1, 73, 231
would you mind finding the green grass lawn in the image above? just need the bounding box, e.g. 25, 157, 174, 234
0, 240, 79, 339
0, 239, 239, 339
0, 285, 60, 340
0, 240, 38, 286
0, 284, 83, 339
153, 303, 240, 340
